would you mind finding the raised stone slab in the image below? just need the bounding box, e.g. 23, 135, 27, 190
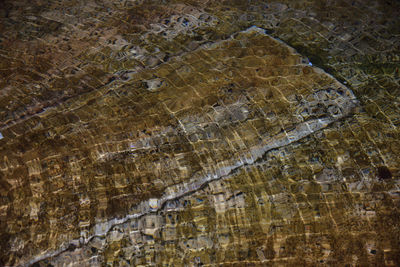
11, 26, 358, 266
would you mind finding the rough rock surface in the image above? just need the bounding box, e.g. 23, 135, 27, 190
0, 0, 399, 266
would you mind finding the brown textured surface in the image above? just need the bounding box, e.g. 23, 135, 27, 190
0, 0, 399, 266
